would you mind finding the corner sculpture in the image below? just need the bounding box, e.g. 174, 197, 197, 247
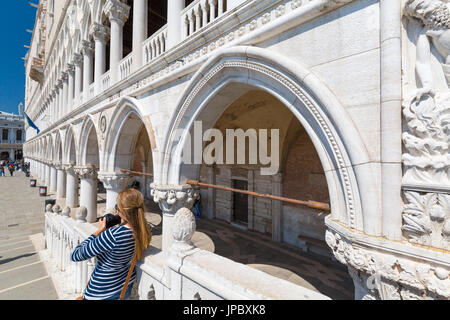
402, 0, 450, 250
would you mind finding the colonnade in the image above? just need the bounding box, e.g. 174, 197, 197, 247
26, 158, 132, 224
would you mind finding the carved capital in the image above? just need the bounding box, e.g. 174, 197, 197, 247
74, 165, 98, 179
62, 162, 76, 174
151, 184, 200, 214
67, 63, 75, 74
73, 53, 83, 66
81, 40, 95, 56
90, 22, 110, 44
98, 172, 131, 191
103, 0, 130, 26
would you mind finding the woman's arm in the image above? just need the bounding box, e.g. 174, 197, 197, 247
71, 227, 117, 262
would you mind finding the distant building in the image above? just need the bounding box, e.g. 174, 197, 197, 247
0, 104, 25, 161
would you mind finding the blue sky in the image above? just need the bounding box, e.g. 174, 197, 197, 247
0, 2, 37, 115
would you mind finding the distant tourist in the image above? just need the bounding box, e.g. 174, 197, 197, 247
8, 163, 14, 176
0, 165, 4, 177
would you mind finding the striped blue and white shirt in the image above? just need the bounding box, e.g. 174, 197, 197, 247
71, 224, 136, 300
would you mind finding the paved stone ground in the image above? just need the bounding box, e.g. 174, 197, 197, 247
0, 171, 58, 300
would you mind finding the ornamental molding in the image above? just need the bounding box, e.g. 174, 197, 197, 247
325, 228, 450, 299
151, 184, 200, 214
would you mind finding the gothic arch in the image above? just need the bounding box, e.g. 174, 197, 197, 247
160, 46, 381, 236
64, 125, 78, 164
78, 115, 101, 168
102, 96, 157, 173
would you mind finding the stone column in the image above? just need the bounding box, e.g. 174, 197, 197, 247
98, 173, 131, 213
75, 165, 98, 223
45, 162, 51, 187
151, 184, 199, 251
67, 64, 75, 114
81, 40, 94, 103
62, 71, 69, 118
91, 23, 110, 95
50, 163, 57, 192
56, 163, 67, 200
64, 164, 79, 208
104, 0, 130, 84
51, 90, 57, 123
132, 0, 147, 72
73, 53, 83, 106
167, 0, 185, 48
57, 80, 64, 121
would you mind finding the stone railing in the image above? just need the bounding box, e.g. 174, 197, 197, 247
43, 203, 328, 300
137, 207, 329, 300
44, 204, 96, 298
143, 26, 167, 65
119, 53, 134, 81
182, 0, 227, 39
102, 71, 111, 92
88, 83, 95, 101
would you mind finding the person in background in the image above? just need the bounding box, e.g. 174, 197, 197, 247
0, 164, 4, 177
8, 163, 14, 177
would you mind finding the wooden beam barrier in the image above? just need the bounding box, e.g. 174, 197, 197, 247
120, 169, 331, 211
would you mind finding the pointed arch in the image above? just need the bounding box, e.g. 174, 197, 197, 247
102, 96, 157, 173
160, 46, 381, 236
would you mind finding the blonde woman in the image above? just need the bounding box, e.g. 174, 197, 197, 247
71, 188, 152, 300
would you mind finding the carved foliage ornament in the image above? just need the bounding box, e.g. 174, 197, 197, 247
151, 186, 199, 214
402, 191, 450, 249
325, 229, 450, 299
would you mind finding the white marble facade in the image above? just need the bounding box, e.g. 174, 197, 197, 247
23, 0, 450, 300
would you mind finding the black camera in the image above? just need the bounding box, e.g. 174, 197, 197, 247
100, 213, 122, 229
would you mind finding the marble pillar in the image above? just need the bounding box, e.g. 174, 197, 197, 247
104, 0, 130, 84
64, 164, 79, 208
75, 166, 98, 223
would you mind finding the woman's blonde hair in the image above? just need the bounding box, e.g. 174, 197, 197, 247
117, 188, 152, 260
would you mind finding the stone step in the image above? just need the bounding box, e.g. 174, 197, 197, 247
0, 233, 58, 300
